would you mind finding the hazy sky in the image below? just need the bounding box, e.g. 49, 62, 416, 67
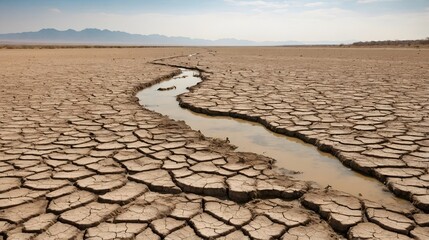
0, 0, 428, 42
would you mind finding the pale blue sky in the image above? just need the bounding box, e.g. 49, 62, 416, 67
1, 0, 428, 42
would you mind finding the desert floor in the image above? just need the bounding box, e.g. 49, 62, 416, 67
0, 47, 428, 239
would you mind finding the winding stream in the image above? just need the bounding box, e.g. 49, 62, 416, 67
137, 68, 405, 205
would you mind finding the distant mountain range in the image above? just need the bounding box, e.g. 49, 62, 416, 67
0, 28, 347, 46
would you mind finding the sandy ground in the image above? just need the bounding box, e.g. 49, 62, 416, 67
0, 48, 427, 239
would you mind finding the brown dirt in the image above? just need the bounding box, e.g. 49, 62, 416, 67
0, 47, 427, 239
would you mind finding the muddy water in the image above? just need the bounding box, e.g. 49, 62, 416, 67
137, 68, 404, 205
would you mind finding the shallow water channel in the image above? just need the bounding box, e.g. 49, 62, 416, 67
137, 68, 404, 205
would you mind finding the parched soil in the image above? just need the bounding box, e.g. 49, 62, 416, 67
160, 47, 429, 208
0, 48, 427, 239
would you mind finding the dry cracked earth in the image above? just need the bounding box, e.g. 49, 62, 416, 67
0, 47, 428, 240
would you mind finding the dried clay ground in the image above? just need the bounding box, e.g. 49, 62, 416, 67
0, 47, 428, 239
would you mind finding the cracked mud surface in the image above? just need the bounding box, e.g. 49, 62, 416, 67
0, 48, 428, 239
159, 48, 429, 209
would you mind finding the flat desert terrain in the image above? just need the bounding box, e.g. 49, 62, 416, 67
0, 47, 428, 239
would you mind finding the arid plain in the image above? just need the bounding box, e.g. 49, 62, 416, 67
0, 47, 428, 239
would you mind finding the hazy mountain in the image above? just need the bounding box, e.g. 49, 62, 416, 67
0, 28, 345, 46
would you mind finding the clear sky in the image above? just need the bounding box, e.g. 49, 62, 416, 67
0, 0, 428, 42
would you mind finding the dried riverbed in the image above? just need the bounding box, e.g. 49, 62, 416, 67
137, 68, 405, 206
158, 48, 429, 213
0, 48, 427, 239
